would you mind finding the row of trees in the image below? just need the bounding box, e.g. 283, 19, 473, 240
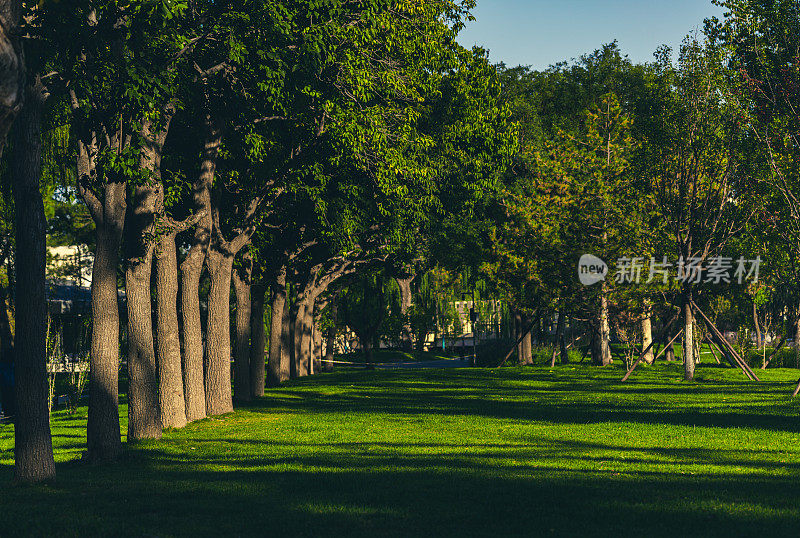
0, 0, 514, 483
452, 0, 800, 383
3, 0, 800, 486
292, 0, 800, 377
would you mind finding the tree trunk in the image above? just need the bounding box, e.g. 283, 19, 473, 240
363, 338, 374, 365
124, 183, 162, 442
205, 248, 234, 415
250, 284, 267, 397
126, 109, 174, 440
324, 297, 337, 372
396, 276, 413, 351
683, 286, 695, 380
522, 317, 533, 365
232, 258, 252, 402
293, 298, 313, 377
515, 310, 530, 366
560, 314, 569, 364
593, 284, 612, 366
753, 302, 762, 350
0, 277, 14, 418
267, 269, 288, 387
11, 81, 56, 482
180, 261, 206, 422
155, 231, 186, 429
84, 191, 125, 461
642, 300, 654, 365
0, 0, 22, 158
665, 335, 676, 362
283, 296, 294, 379
550, 311, 564, 367
795, 303, 800, 368
312, 300, 324, 375
125, 245, 162, 441
179, 118, 220, 422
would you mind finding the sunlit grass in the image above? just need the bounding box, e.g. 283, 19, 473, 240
2, 362, 800, 536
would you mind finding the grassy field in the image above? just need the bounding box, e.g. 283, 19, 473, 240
331, 349, 455, 364
2, 362, 800, 536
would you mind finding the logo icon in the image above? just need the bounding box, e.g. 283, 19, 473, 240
579, 254, 608, 286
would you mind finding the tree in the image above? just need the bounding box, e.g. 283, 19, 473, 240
645, 40, 747, 380
339, 270, 390, 364
0, 0, 22, 157
34, 0, 190, 456
713, 0, 800, 356
7, 0, 57, 482
540, 92, 639, 365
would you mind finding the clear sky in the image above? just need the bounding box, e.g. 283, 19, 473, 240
457, 0, 726, 70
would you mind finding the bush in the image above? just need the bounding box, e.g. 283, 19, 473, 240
743, 347, 800, 369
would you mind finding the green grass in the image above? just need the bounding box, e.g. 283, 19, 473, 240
2, 362, 800, 536
334, 349, 454, 364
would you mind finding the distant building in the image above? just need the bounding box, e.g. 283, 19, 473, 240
46, 245, 94, 355
47, 244, 93, 288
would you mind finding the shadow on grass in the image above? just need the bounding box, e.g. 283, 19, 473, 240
1, 438, 799, 537
1, 365, 800, 536
241, 371, 800, 434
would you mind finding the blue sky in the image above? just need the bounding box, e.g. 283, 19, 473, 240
457, 0, 726, 69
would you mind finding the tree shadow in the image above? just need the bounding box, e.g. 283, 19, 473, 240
1, 437, 799, 537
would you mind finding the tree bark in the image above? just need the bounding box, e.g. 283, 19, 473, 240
180, 119, 220, 422
11, 80, 56, 482
0, 276, 14, 418
752, 301, 762, 350
592, 284, 612, 366
323, 296, 337, 372
250, 284, 267, 397
125, 182, 162, 441
395, 276, 413, 351
550, 311, 564, 367
560, 313, 569, 364
125, 110, 173, 441
283, 295, 295, 379
81, 173, 125, 461
363, 338, 374, 364
293, 298, 313, 377
312, 299, 325, 375
522, 317, 533, 365
202, 181, 255, 412
267, 269, 288, 387
683, 286, 695, 380
795, 303, 800, 367
0, 0, 22, 158
205, 248, 235, 415
665, 336, 676, 362
514, 309, 531, 366
180, 260, 205, 422
232, 256, 252, 402
642, 300, 654, 365
155, 231, 186, 429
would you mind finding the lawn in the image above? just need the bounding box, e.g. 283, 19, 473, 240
2, 362, 800, 536
332, 349, 456, 364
